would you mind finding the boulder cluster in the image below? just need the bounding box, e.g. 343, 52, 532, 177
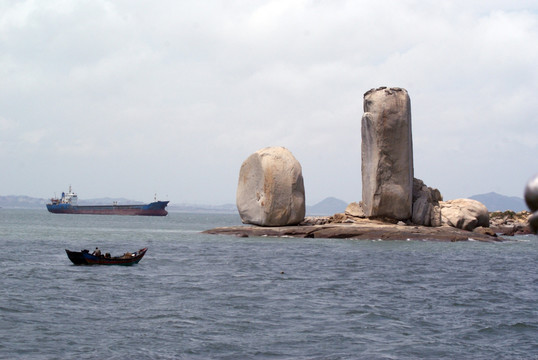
234, 86, 527, 235
412, 178, 442, 226
333, 196, 490, 231
489, 210, 533, 235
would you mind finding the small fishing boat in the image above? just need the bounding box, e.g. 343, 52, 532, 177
65, 247, 148, 265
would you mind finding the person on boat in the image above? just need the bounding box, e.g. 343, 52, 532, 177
92, 247, 101, 256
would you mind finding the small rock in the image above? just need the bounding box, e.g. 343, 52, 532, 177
345, 202, 365, 218
472, 226, 497, 237
329, 213, 347, 223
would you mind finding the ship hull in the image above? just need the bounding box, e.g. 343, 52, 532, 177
46, 201, 169, 216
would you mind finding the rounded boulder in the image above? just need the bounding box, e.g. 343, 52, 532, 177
236, 147, 305, 226
440, 199, 489, 231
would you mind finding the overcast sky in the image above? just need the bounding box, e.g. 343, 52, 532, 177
1, 0, 537, 205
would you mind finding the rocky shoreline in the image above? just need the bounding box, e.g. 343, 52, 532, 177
489, 210, 533, 236
217, 87, 536, 241
203, 210, 533, 242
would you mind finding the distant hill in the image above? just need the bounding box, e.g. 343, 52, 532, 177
170, 198, 350, 215
305, 194, 529, 215
3, 193, 527, 214
0, 194, 238, 213
0, 193, 351, 215
78, 198, 144, 205
0, 195, 146, 209
0, 195, 47, 209
469, 192, 527, 212
168, 203, 237, 213
307, 197, 348, 215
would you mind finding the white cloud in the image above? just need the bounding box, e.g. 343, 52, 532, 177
0, 116, 15, 131
0, 0, 537, 202
19, 129, 48, 144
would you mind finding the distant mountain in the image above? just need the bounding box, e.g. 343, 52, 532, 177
305, 193, 529, 215
0, 194, 350, 215
0, 195, 47, 209
469, 192, 527, 212
170, 197, 351, 215
0, 195, 146, 209
307, 197, 348, 215
78, 198, 144, 205
168, 203, 237, 213
3, 193, 527, 214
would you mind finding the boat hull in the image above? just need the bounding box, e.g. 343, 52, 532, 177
65, 248, 148, 265
47, 201, 169, 216
65, 249, 88, 265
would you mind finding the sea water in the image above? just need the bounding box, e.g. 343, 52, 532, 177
0, 209, 536, 359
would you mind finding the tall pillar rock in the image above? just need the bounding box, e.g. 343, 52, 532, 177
361, 87, 414, 220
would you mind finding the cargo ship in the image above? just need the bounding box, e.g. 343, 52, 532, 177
46, 187, 169, 216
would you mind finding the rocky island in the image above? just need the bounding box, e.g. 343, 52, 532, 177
204, 208, 533, 242
205, 87, 533, 242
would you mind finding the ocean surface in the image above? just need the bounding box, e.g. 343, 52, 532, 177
0, 209, 536, 359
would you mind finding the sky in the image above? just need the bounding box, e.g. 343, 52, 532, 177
1, 0, 537, 206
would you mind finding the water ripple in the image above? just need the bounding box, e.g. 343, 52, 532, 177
0, 211, 537, 359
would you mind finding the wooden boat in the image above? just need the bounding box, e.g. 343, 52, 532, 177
65, 248, 148, 265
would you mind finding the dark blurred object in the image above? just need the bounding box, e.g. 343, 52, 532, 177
524, 174, 538, 234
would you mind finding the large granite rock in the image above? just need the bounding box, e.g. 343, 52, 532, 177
412, 178, 443, 226
236, 146, 305, 226
361, 87, 414, 220
440, 199, 489, 231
